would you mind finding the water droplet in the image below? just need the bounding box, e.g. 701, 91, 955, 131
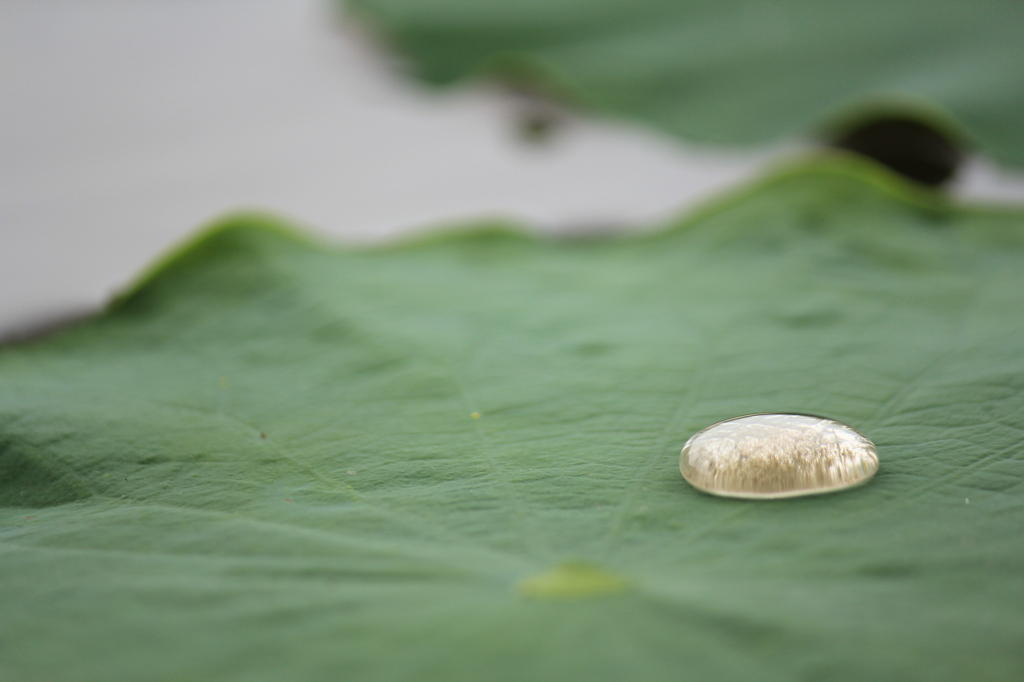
680, 413, 878, 499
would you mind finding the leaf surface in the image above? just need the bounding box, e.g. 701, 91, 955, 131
347, 0, 1024, 165
3, 159, 1024, 681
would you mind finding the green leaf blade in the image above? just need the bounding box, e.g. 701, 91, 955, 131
347, 0, 1024, 165
3, 159, 1024, 680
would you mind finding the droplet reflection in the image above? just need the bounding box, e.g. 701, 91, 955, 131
680, 414, 878, 499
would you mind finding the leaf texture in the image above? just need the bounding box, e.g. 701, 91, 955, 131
2, 158, 1024, 681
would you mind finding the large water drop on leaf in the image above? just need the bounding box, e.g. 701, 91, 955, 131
680, 414, 878, 499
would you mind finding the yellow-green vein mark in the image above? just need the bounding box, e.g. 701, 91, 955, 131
518, 561, 630, 599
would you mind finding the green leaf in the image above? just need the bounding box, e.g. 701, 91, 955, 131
346, 0, 1024, 165
3, 158, 1024, 681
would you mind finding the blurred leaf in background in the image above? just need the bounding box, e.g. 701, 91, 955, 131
344, 0, 1024, 167
3, 159, 1024, 681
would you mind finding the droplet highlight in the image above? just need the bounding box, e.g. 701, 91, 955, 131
680, 413, 878, 499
